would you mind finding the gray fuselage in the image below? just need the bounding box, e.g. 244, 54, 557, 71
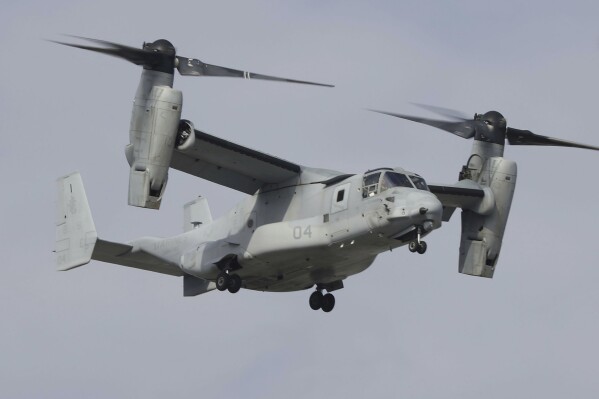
134, 166, 443, 292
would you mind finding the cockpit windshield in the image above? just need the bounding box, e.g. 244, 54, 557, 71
409, 175, 429, 191
380, 172, 413, 192
362, 170, 427, 197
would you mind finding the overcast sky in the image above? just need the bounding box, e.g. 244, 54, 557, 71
2, 1, 599, 398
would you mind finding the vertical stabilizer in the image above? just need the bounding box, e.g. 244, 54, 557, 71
55, 172, 98, 271
183, 196, 212, 232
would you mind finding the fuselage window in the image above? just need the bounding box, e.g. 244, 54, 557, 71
337, 189, 345, 202
409, 175, 429, 191
362, 172, 381, 198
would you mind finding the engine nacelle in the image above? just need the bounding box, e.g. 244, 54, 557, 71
176, 119, 195, 151
459, 157, 517, 278
126, 85, 182, 209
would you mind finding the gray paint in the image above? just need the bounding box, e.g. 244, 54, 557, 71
57, 167, 446, 294
3, 2, 599, 398
127, 71, 181, 209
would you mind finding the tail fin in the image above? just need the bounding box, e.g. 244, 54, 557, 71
55, 172, 184, 276
55, 172, 98, 271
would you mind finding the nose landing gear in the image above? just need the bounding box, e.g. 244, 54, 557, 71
408, 225, 428, 254
409, 240, 427, 254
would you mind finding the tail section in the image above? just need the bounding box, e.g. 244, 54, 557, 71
55, 172, 186, 277
55, 172, 98, 271
183, 196, 213, 232
55, 172, 215, 298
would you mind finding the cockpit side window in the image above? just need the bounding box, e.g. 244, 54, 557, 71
362, 172, 381, 198
380, 172, 413, 192
409, 175, 429, 191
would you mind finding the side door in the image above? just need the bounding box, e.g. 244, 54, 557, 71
329, 183, 351, 240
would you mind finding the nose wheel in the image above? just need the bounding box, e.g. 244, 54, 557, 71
409, 240, 427, 254
408, 226, 428, 254
309, 290, 335, 312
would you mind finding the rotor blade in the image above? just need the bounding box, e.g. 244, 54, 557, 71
369, 109, 476, 139
410, 103, 470, 121
51, 36, 164, 67
176, 56, 334, 87
506, 128, 599, 151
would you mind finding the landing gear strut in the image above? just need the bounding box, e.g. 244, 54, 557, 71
409, 226, 427, 254
216, 271, 242, 293
309, 289, 335, 312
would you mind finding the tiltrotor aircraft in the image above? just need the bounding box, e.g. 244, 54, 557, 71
54, 37, 599, 312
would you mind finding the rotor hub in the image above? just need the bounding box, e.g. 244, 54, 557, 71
474, 110, 507, 145
143, 39, 176, 56
140, 39, 176, 73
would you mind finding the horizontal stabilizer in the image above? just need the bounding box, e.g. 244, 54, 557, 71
93, 239, 183, 276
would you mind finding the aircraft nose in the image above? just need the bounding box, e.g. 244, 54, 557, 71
417, 192, 443, 229
385, 191, 443, 229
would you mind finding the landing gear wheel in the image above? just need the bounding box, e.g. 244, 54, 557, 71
321, 293, 335, 312
216, 272, 230, 291
417, 241, 427, 254
309, 291, 323, 310
409, 241, 418, 253
228, 274, 242, 293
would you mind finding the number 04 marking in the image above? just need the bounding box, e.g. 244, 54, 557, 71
293, 225, 312, 239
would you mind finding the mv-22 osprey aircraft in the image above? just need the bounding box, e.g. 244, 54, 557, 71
54, 37, 599, 312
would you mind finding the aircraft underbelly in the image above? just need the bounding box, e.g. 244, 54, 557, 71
235, 211, 406, 292
239, 239, 379, 292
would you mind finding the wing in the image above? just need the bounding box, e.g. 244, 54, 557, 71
170, 129, 301, 194
428, 181, 487, 222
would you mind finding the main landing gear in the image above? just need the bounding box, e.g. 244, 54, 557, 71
309, 290, 335, 312
409, 240, 427, 254
216, 271, 242, 293
408, 225, 427, 254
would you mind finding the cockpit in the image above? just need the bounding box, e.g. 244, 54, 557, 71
362, 168, 429, 198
